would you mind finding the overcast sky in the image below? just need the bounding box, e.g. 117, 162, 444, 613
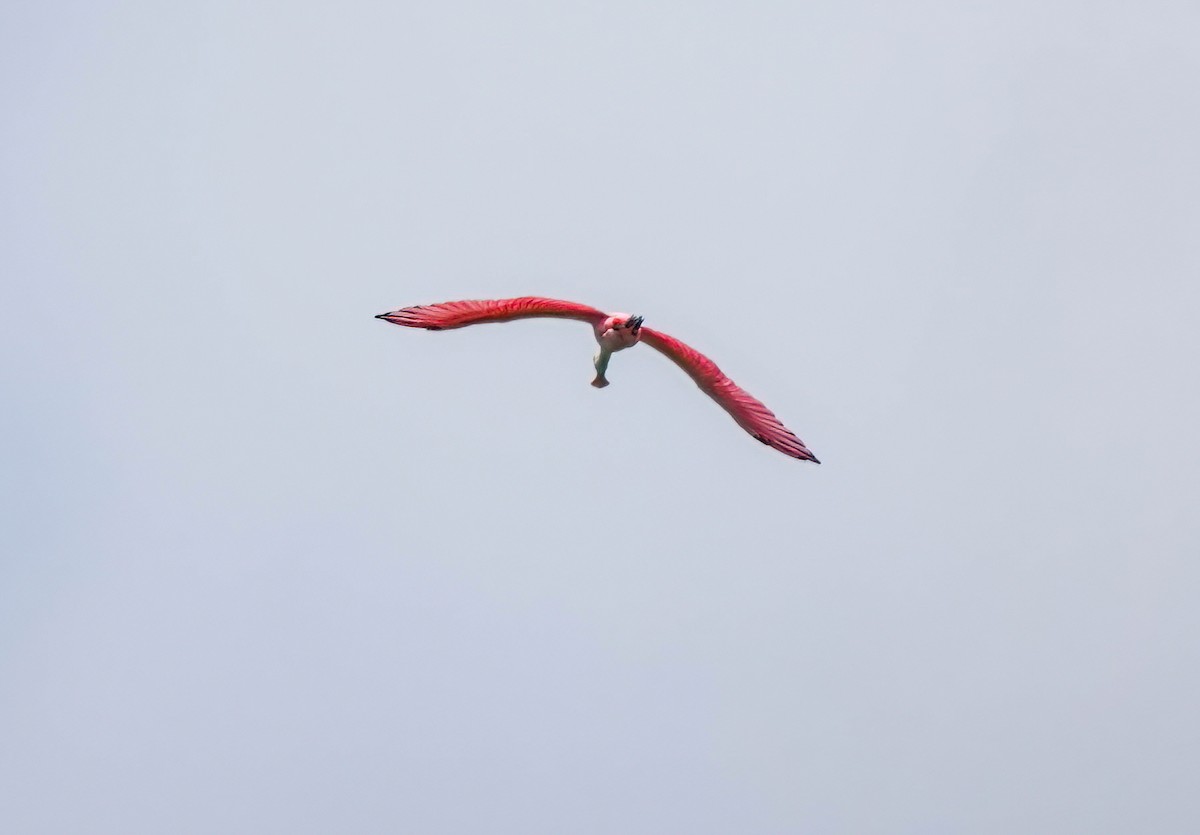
3, 1, 1199, 832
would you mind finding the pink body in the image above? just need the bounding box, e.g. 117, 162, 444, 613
590, 313, 643, 389
376, 296, 819, 463
596, 314, 641, 351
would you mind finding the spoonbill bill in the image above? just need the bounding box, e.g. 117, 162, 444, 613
376, 296, 820, 463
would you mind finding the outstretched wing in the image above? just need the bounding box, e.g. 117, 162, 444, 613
376, 297, 608, 330
639, 327, 820, 463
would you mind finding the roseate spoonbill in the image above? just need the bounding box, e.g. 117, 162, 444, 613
375, 296, 820, 463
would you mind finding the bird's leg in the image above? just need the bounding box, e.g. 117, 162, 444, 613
591, 348, 612, 388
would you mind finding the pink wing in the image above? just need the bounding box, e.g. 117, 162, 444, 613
639, 327, 820, 463
376, 296, 608, 330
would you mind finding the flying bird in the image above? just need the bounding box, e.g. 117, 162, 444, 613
376, 296, 819, 463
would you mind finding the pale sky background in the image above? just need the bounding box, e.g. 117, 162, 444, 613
3, 1, 1199, 832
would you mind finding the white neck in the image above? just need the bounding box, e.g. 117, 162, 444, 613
592, 348, 612, 387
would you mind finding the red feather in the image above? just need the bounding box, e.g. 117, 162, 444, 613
640, 327, 819, 463
376, 297, 607, 330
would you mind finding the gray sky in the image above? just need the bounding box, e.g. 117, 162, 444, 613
3, 1, 1199, 832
